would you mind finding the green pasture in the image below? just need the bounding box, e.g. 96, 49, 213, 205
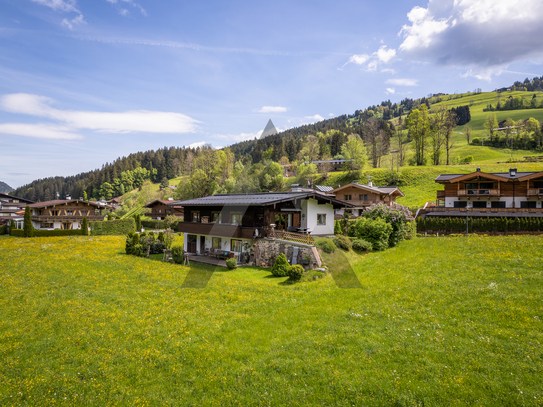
1, 235, 542, 406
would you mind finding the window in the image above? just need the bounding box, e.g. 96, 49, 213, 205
521, 201, 537, 208
454, 201, 467, 208
230, 212, 242, 224
472, 201, 487, 208
364, 195, 368, 201
212, 237, 222, 249
211, 211, 222, 223
534, 181, 543, 189
317, 214, 326, 225
231, 239, 242, 252
343, 194, 351, 200
66, 210, 73, 216
40, 222, 53, 228
51, 210, 59, 216
491, 201, 506, 208
192, 211, 200, 222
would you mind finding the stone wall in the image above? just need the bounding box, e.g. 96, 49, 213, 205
254, 239, 321, 269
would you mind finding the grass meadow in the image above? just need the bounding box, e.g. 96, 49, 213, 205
0, 235, 542, 406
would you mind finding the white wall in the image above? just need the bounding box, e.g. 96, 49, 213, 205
302, 198, 335, 236
445, 197, 539, 208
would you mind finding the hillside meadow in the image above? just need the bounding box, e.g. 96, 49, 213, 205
0, 234, 542, 406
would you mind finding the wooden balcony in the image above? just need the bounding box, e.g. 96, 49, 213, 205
527, 188, 543, 196
425, 207, 543, 213
436, 190, 445, 198
178, 222, 258, 239
457, 189, 500, 197
32, 215, 104, 222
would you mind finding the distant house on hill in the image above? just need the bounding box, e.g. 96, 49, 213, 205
145, 199, 184, 220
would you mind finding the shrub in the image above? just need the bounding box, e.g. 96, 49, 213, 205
271, 253, 289, 277
333, 234, 352, 251
287, 264, 305, 281
405, 221, 417, 240
471, 137, 481, 146
151, 238, 165, 255
132, 244, 143, 257
355, 217, 392, 251
23, 206, 33, 237
352, 238, 373, 253
0, 224, 6, 235
81, 216, 89, 236
135, 214, 142, 231
90, 218, 136, 235
125, 232, 135, 254
334, 220, 342, 235
9, 219, 15, 235
316, 238, 337, 254
157, 232, 165, 243
461, 155, 474, 164
361, 203, 413, 247
226, 258, 238, 270
171, 244, 184, 264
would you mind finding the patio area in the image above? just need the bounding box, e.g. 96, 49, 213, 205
185, 254, 228, 268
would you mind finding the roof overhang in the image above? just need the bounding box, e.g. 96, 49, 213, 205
517, 171, 543, 182
445, 171, 511, 183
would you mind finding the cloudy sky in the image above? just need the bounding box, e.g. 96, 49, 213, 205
1, 0, 543, 188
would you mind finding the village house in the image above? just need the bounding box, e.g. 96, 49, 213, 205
420, 168, 543, 218
329, 180, 404, 217
0, 193, 34, 225
27, 199, 105, 230
145, 199, 184, 220
172, 191, 352, 262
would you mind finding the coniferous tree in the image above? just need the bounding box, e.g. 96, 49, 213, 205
23, 206, 33, 237
81, 216, 88, 236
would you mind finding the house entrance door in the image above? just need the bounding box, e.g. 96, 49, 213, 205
200, 236, 206, 254
187, 234, 197, 254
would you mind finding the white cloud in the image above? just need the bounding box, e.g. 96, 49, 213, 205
344, 47, 395, 71
0, 93, 200, 134
105, 0, 147, 16
386, 88, 395, 94
385, 78, 418, 86
30, 0, 79, 12
61, 14, 85, 30
304, 114, 324, 122
188, 141, 206, 149
398, 0, 543, 73
381, 68, 396, 74
257, 106, 287, 113
213, 130, 263, 142
0, 123, 83, 140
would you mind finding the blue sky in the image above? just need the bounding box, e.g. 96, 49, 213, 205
1, 0, 543, 188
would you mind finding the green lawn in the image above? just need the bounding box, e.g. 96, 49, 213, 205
1, 235, 542, 406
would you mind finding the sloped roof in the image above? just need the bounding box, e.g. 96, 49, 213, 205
171, 191, 353, 208
331, 182, 404, 197
0, 193, 34, 204
28, 199, 103, 209
435, 171, 535, 183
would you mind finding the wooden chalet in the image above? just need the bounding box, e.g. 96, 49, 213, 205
28, 199, 105, 230
172, 192, 352, 256
0, 193, 34, 225
330, 181, 404, 217
145, 199, 184, 220
421, 168, 543, 218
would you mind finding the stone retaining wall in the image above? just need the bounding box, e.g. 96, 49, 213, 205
254, 239, 321, 269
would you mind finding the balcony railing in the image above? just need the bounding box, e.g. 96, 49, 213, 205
436, 190, 445, 198
527, 189, 543, 196
457, 189, 500, 196
425, 207, 543, 213
32, 215, 105, 222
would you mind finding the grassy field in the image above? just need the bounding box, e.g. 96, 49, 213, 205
1, 235, 542, 406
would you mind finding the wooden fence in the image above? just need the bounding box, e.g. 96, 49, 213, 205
267, 229, 315, 245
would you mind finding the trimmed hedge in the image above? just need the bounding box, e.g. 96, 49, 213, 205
90, 218, 136, 235
417, 217, 543, 233
141, 219, 180, 230
0, 224, 6, 235
10, 229, 84, 237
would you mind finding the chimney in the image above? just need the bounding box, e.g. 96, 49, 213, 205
509, 168, 517, 177
368, 179, 373, 187
66, 194, 71, 200
168, 197, 173, 201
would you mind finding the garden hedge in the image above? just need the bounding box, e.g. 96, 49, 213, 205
417, 216, 543, 233
141, 219, 179, 230
90, 218, 136, 236
0, 224, 7, 235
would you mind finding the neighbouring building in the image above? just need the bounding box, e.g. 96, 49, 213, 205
0, 193, 34, 225
27, 199, 105, 230
330, 180, 405, 217
419, 168, 543, 218
172, 191, 352, 259
145, 199, 184, 220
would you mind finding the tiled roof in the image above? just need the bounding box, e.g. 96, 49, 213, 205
435, 171, 536, 182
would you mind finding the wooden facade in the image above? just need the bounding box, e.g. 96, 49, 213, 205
145, 200, 184, 220
330, 182, 404, 216
425, 169, 543, 217
29, 200, 105, 230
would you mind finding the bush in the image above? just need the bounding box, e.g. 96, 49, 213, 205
271, 253, 289, 277
10, 219, 15, 235
334, 220, 342, 235
352, 238, 373, 253
90, 218, 136, 235
355, 217, 392, 251
226, 258, 238, 270
132, 244, 143, 257
461, 155, 474, 164
405, 221, 417, 240
134, 214, 142, 231
361, 203, 413, 247
171, 244, 184, 264
316, 238, 337, 254
287, 264, 305, 281
333, 234, 352, 251
471, 137, 481, 146
81, 216, 89, 236
23, 206, 33, 237
0, 223, 6, 235
125, 231, 135, 254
